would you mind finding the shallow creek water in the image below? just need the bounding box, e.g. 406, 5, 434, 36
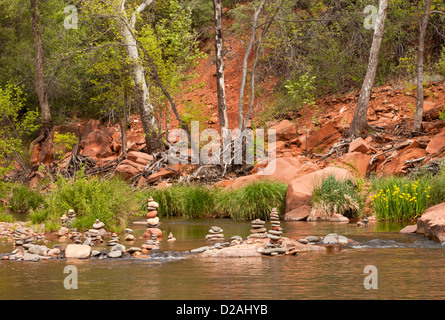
1, 217, 445, 300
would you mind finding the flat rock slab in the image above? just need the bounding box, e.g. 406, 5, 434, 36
400, 225, 417, 234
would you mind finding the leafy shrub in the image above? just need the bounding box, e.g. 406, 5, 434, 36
311, 175, 363, 218
9, 185, 46, 215
29, 171, 136, 232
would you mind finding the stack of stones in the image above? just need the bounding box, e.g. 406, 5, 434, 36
141, 235, 159, 252
167, 232, 176, 242
86, 228, 101, 244
107, 233, 120, 246
13, 229, 34, 247
91, 219, 106, 243
247, 219, 267, 239
268, 208, 282, 243
71, 230, 83, 244
144, 196, 163, 239
261, 208, 286, 256
125, 228, 135, 241
205, 226, 224, 242
66, 209, 76, 228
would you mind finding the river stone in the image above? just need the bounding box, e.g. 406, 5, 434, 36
92, 219, 105, 229
298, 239, 309, 244
108, 251, 122, 258
65, 244, 92, 259
268, 230, 283, 236
336, 235, 347, 243
305, 236, 320, 242
23, 253, 41, 262
322, 234, 339, 244
210, 226, 223, 233
250, 227, 267, 233
147, 217, 160, 226
248, 233, 267, 238
230, 235, 243, 242
111, 244, 126, 253
267, 234, 281, 241
191, 246, 211, 253
128, 247, 142, 253
148, 201, 159, 208
28, 245, 49, 256
251, 220, 265, 225
259, 247, 288, 255
91, 250, 101, 257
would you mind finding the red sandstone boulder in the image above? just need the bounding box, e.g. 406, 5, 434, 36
380, 147, 428, 175
127, 151, 154, 166
229, 157, 320, 189
81, 129, 113, 159
340, 152, 372, 177
400, 225, 417, 234
300, 122, 341, 154
348, 137, 371, 154
115, 159, 145, 180
417, 203, 445, 242
285, 167, 354, 221
425, 132, 445, 155
269, 120, 297, 142
145, 168, 177, 184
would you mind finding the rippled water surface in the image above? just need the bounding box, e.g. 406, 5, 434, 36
1, 217, 445, 300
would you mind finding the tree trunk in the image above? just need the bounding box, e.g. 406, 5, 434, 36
118, 0, 163, 154
30, 0, 51, 132
120, 89, 128, 160
213, 0, 229, 131
413, 0, 433, 132
238, 0, 266, 132
348, 0, 388, 138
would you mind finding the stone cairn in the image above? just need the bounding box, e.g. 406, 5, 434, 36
65, 209, 76, 228
85, 219, 105, 244
72, 230, 83, 244
125, 228, 135, 241
205, 226, 224, 242
167, 232, 176, 242
260, 208, 286, 256
107, 232, 120, 246
144, 196, 163, 239
13, 228, 34, 248
247, 219, 267, 239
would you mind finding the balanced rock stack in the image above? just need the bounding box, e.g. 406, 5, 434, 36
144, 196, 163, 239
85, 228, 102, 244
167, 232, 176, 242
13, 229, 34, 247
65, 209, 76, 228
247, 219, 267, 239
107, 233, 120, 246
268, 208, 282, 243
71, 230, 83, 244
125, 228, 135, 241
205, 226, 224, 242
260, 208, 286, 256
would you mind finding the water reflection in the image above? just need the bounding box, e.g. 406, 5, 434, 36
1, 218, 445, 299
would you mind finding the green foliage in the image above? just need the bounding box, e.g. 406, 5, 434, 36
138, 180, 287, 221
0, 84, 40, 173
52, 131, 78, 161
29, 170, 136, 232
214, 180, 287, 221
139, 184, 215, 218
9, 185, 46, 215
370, 177, 430, 221
311, 175, 363, 218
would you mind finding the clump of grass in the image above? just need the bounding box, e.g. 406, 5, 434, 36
370, 176, 430, 221
29, 170, 136, 232
139, 184, 215, 218
138, 180, 287, 221
311, 175, 363, 218
9, 184, 46, 214
0, 213, 14, 223
214, 180, 287, 221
